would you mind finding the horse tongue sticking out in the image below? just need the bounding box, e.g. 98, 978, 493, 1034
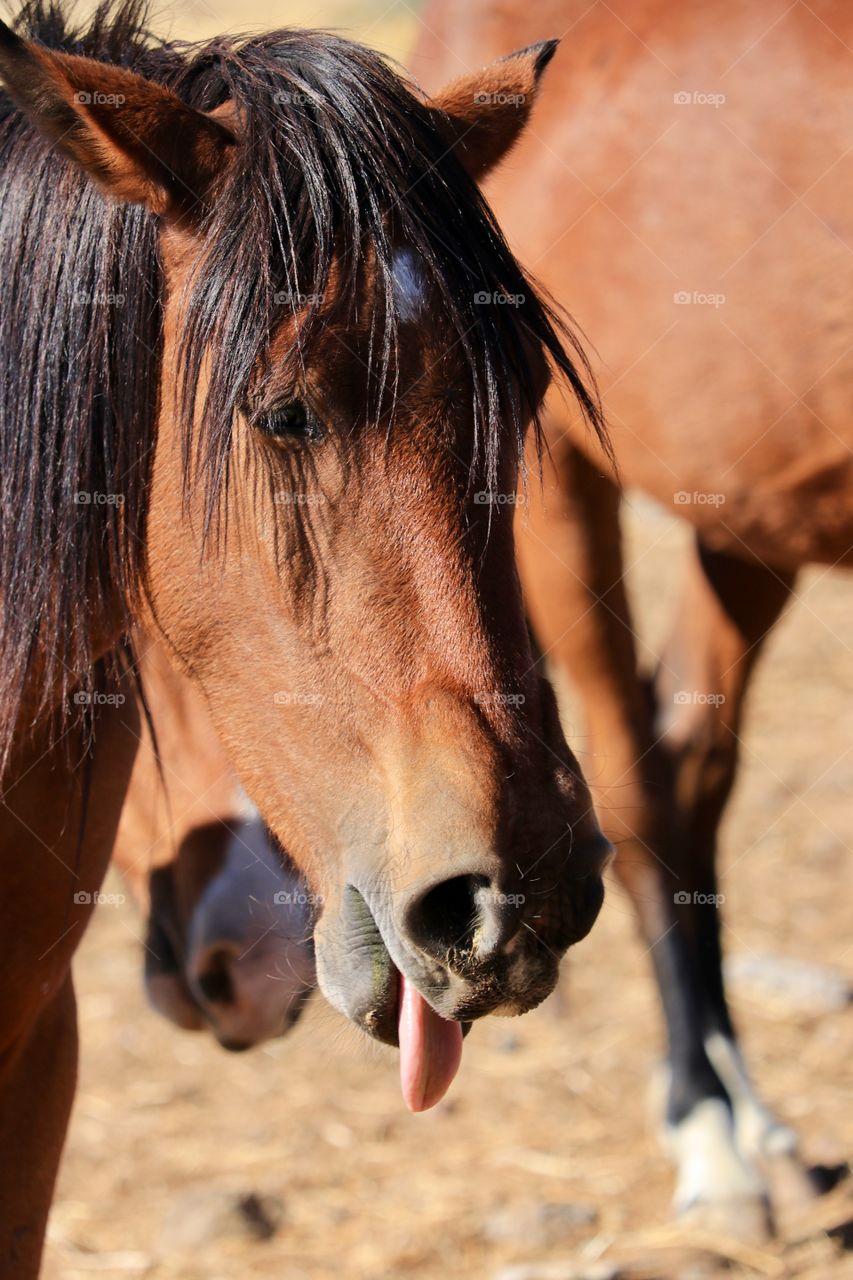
397, 972, 464, 1112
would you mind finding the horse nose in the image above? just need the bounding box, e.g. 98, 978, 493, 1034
398, 832, 612, 973
187, 941, 275, 1050
401, 873, 523, 966
188, 941, 240, 1011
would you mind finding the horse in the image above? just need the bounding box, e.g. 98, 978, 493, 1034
114, 637, 316, 1050
0, 2, 612, 1271
412, 0, 852, 1238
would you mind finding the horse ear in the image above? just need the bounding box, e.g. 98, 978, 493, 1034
0, 21, 235, 219
428, 40, 558, 182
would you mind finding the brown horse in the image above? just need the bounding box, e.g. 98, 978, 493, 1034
0, 2, 612, 1271
115, 638, 315, 1050
413, 0, 852, 1237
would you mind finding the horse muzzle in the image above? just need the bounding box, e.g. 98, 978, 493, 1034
314, 828, 611, 1049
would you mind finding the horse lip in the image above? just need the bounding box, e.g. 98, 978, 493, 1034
354, 960, 474, 1049
331, 887, 514, 1045
343, 886, 456, 1044
330, 887, 434, 1046
358, 963, 400, 1047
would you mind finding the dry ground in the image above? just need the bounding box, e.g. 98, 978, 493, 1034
36, 2, 853, 1277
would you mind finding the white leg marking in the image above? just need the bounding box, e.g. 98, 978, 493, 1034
668, 1097, 765, 1211
705, 1031, 799, 1160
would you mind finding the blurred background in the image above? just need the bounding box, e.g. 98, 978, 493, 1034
105, 0, 416, 58
41, 2, 853, 1278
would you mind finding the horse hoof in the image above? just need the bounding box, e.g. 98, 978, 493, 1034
677, 1193, 774, 1243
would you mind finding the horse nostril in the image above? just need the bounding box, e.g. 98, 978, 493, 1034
407, 874, 481, 955
404, 873, 521, 964
195, 949, 236, 1007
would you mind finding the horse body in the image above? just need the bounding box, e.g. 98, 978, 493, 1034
0, 685, 140, 1274
413, 0, 853, 1235
0, 3, 610, 1270
417, 0, 853, 562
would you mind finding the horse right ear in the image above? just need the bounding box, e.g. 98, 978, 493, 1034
428, 40, 558, 182
0, 21, 236, 220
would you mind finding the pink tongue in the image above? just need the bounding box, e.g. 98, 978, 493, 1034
397, 971, 464, 1113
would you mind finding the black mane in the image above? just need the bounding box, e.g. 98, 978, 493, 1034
0, 0, 605, 769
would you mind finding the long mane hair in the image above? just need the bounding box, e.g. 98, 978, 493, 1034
0, 0, 606, 773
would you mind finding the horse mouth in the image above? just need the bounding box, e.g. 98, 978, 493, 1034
358, 968, 401, 1047
354, 964, 472, 1050
316, 884, 569, 1110
348, 937, 473, 1112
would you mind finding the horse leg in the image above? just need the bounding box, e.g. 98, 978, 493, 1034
653, 537, 816, 1215
0, 975, 78, 1274
517, 439, 768, 1237
0, 690, 139, 1277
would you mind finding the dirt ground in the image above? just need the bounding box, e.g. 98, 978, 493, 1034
36, 2, 853, 1278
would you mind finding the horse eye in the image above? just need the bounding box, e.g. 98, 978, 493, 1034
255, 401, 324, 443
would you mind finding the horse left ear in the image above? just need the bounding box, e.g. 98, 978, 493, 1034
428, 40, 558, 182
0, 21, 236, 220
